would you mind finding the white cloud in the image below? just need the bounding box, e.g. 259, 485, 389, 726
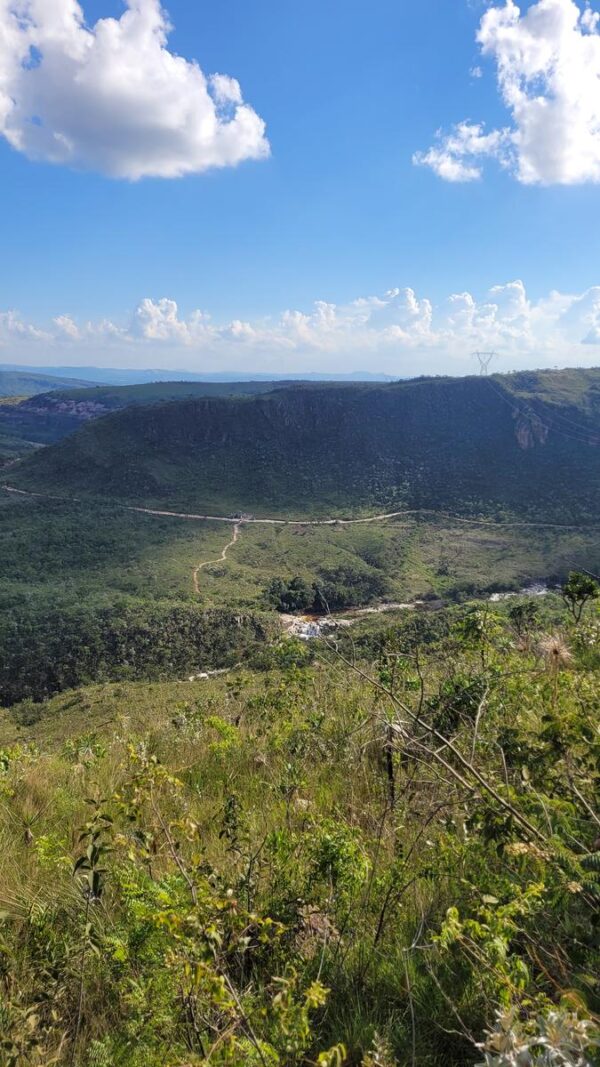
413, 121, 511, 181
559, 285, 600, 342
5, 281, 600, 373
0, 0, 269, 179
416, 0, 600, 185
134, 297, 192, 342
0, 309, 49, 341
53, 314, 80, 340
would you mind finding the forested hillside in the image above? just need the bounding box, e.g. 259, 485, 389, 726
0, 378, 304, 452
10, 369, 600, 519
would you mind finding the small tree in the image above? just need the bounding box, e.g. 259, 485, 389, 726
267, 576, 314, 613
562, 571, 599, 623
508, 600, 539, 638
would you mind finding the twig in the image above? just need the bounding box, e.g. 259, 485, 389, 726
72, 893, 91, 1064
403, 951, 417, 1067
328, 644, 549, 844
422, 957, 478, 1049
470, 685, 490, 762
150, 785, 198, 905
566, 771, 600, 830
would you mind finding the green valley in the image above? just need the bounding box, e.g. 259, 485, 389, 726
2, 368, 600, 707
0, 368, 599, 1065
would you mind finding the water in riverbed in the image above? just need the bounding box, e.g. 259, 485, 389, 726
284, 583, 551, 639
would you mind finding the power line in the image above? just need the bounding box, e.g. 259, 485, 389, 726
486, 379, 600, 447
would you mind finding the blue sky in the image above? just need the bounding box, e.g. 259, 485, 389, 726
2, 0, 600, 374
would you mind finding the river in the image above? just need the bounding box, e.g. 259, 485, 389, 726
283, 583, 551, 639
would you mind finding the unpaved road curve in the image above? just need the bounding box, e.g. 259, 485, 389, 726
193, 522, 240, 594
131, 505, 598, 530
3, 484, 600, 531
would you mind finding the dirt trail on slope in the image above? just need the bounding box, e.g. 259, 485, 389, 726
192, 522, 240, 595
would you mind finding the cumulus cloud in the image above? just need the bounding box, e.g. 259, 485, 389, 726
0, 0, 269, 179
413, 122, 511, 181
5, 281, 600, 373
134, 298, 192, 342
416, 0, 600, 185
559, 286, 600, 342
53, 315, 81, 340
0, 309, 49, 341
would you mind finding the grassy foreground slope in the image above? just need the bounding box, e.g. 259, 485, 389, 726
0, 602, 598, 1064
10, 368, 600, 518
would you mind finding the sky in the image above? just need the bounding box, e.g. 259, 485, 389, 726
2, 0, 600, 375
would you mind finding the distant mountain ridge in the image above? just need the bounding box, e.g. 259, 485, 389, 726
0, 369, 94, 397
0, 364, 394, 386
9, 368, 600, 521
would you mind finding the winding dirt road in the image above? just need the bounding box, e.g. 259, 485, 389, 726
3, 483, 599, 531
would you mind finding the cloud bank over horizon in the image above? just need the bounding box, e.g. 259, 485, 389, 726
3, 280, 600, 375
415, 0, 600, 185
0, 0, 269, 179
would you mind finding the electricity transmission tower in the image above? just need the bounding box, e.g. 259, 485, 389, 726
473, 350, 496, 376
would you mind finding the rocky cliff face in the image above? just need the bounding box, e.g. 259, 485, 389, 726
19, 398, 111, 420
514, 412, 549, 449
